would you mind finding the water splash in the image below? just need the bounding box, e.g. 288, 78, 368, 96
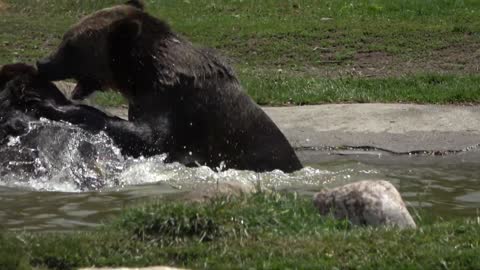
0, 119, 124, 192
0, 119, 381, 193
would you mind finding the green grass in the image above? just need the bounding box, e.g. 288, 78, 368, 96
1, 0, 480, 105
91, 73, 480, 107
244, 73, 480, 105
1, 193, 479, 270
2, 0, 480, 68
0, 0, 480, 106
92, 91, 127, 107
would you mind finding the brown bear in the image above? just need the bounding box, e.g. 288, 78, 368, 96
2, 63, 157, 157
33, 0, 302, 172
0, 63, 127, 190
0, 63, 71, 140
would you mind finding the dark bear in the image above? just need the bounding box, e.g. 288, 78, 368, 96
0, 63, 70, 140
34, 0, 303, 172
0, 64, 127, 190
1, 63, 161, 158
0, 63, 71, 106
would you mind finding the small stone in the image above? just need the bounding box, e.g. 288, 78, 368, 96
54, 81, 76, 97
54, 81, 98, 106
180, 180, 256, 203
80, 267, 188, 270
313, 180, 416, 229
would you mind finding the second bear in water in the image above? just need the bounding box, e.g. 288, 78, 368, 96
35, 0, 302, 173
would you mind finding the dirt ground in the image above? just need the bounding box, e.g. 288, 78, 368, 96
302, 42, 480, 78
353, 43, 480, 77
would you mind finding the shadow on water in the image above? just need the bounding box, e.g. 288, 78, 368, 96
0, 120, 479, 231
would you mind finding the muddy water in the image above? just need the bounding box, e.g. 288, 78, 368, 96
1, 148, 480, 231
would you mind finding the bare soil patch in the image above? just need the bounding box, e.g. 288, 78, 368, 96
261, 42, 480, 79
421, 43, 480, 74
315, 43, 480, 78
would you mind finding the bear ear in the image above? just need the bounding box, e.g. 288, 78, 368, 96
125, 0, 145, 10
111, 18, 143, 41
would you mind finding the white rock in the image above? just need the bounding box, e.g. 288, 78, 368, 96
80, 267, 187, 270
180, 180, 256, 203
54, 81, 97, 105
53, 81, 75, 97
313, 180, 416, 228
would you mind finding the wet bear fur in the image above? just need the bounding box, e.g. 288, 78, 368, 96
0, 64, 128, 190
0, 63, 69, 141
1, 62, 164, 160
34, 0, 303, 172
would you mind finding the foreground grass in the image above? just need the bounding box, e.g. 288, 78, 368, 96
1, 0, 480, 105
1, 193, 479, 270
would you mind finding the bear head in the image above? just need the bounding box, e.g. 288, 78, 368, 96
36, 0, 148, 99
0, 63, 71, 106
0, 63, 37, 90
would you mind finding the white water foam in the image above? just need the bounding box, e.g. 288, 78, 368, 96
0, 119, 381, 193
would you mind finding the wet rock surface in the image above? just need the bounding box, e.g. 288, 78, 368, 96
179, 180, 256, 203
313, 180, 416, 228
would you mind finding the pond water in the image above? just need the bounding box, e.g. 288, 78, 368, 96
0, 121, 479, 231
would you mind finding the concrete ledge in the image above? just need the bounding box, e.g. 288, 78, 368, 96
106, 104, 480, 154
57, 82, 480, 153
264, 104, 480, 153
55, 80, 480, 155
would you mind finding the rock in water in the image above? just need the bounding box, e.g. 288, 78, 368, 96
80, 267, 188, 270
313, 180, 416, 228
180, 180, 256, 203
